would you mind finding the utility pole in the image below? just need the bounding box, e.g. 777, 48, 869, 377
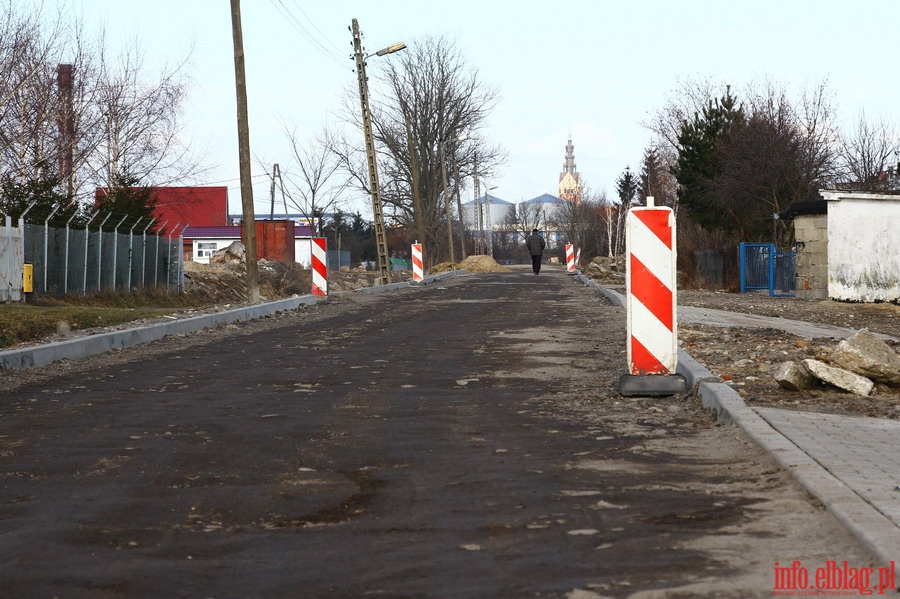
230, 0, 260, 303
405, 113, 426, 254
473, 151, 483, 255
440, 141, 455, 262
453, 153, 466, 260
269, 163, 282, 220
352, 18, 395, 285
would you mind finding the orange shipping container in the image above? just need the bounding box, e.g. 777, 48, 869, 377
242, 220, 296, 263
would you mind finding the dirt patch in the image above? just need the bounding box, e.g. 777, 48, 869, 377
677, 290, 900, 420
579, 258, 900, 419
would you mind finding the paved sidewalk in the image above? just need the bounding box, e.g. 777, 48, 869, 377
679, 305, 899, 341
756, 408, 900, 565
758, 409, 900, 527
592, 281, 900, 566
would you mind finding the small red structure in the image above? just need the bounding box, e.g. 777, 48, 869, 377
242, 219, 296, 263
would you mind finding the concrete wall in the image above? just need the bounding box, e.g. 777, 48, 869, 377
822, 191, 900, 302
793, 214, 828, 300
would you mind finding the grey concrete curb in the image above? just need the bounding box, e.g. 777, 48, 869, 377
576, 271, 626, 308
586, 281, 900, 564
354, 269, 469, 293
0, 295, 321, 371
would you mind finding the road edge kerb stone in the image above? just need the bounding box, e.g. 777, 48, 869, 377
587, 283, 899, 565
0, 270, 471, 372
0, 295, 320, 371
355, 269, 469, 293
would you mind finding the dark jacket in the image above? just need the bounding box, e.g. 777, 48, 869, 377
526, 232, 545, 256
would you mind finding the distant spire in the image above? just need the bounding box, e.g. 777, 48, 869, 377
558, 134, 581, 202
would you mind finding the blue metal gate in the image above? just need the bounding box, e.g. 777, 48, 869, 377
739, 243, 796, 297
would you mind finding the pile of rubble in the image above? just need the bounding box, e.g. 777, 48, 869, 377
456, 255, 512, 273
774, 329, 900, 397
581, 256, 626, 286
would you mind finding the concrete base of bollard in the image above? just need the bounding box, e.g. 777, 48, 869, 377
618, 373, 688, 397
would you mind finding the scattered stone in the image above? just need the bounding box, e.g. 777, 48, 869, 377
774, 361, 816, 391
802, 359, 875, 396
830, 329, 900, 385
209, 240, 245, 264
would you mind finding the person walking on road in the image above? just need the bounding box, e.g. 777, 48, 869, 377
526, 228, 545, 275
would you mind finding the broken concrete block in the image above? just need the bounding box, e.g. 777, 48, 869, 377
210, 241, 245, 264
774, 361, 816, 391
802, 359, 875, 396
831, 329, 900, 386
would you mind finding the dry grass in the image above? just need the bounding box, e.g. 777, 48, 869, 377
0, 290, 195, 348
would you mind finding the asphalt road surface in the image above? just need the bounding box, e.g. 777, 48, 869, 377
0, 268, 871, 598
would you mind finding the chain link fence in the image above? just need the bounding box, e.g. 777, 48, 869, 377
0, 218, 184, 299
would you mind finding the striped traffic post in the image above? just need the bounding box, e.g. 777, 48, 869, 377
619, 197, 687, 396
575, 247, 581, 267
311, 237, 327, 297
411, 242, 423, 282
565, 244, 575, 273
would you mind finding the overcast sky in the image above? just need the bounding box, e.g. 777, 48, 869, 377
66, 0, 899, 216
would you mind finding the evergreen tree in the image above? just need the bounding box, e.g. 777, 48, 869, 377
670, 86, 744, 233
0, 169, 72, 224
95, 170, 158, 230
615, 166, 639, 208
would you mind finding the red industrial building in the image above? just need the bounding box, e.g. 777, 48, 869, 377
94, 186, 229, 234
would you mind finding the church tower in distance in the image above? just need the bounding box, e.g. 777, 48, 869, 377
558, 134, 581, 203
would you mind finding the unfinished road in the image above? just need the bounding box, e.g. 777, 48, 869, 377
0, 268, 872, 598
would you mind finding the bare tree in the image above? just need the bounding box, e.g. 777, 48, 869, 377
0, 1, 67, 182
0, 1, 206, 212
839, 112, 900, 191
280, 123, 350, 235
334, 35, 504, 262
710, 81, 840, 243
548, 186, 603, 260
642, 76, 724, 155
80, 34, 203, 191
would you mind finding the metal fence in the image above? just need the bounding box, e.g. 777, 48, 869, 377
0, 219, 184, 299
739, 242, 796, 297
0, 216, 25, 302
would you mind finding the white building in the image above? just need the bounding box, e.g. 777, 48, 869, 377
462, 193, 515, 231
518, 194, 568, 247
819, 190, 900, 302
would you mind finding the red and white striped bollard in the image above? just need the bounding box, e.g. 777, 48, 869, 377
411, 243, 423, 282
311, 237, 327, 297
565, 243, 575, 273
619, 197, 686, 396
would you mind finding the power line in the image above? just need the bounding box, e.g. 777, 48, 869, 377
269, 0, 350, 71
286, 0, 346, 57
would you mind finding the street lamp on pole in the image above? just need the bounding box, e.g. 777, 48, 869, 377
472, 165, 492, 256
484, 183, 498, 258
351, 18, 405, 286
